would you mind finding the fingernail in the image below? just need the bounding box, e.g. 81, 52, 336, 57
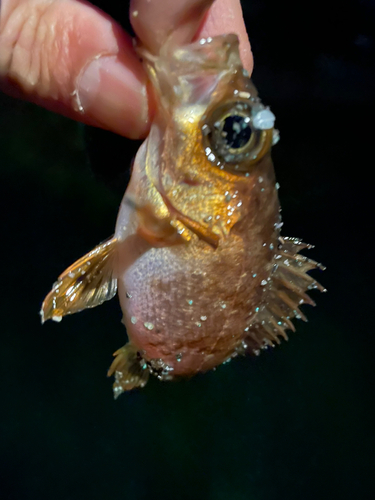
76, 56, 149, 138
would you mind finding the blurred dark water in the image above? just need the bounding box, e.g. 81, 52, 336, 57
0, 1, 374, 499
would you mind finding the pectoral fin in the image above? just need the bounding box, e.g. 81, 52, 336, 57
41, 237, 118, 323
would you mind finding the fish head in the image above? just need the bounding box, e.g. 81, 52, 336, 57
137, 34, 276, 245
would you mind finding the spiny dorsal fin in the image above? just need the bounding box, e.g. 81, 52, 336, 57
41, 237, 117, 323
243, 237, 326, 355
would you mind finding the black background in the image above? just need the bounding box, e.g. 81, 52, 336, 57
1, 1, 374, 499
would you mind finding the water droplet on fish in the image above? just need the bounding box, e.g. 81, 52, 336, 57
52, 315, 62, 322
144, 322, 154, 330
202, 124, 211, 136
275, 182, 280, 190
272, 129, 280, 145
238, 91, 251, 99
131, 316, 137, 324
126, 292, 132, 298
258, 176, 263, 183
252, 273, 257, 278
176, 353, 182, 362
252, 109, 276, 130
187, 299, 193, 305
200, 316, 207, 321
113, 385, 124, 399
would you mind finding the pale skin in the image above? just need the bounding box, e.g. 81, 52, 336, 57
0, 0, 252, 139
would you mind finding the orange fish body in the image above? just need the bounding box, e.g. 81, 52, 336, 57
42, 35, 324, 398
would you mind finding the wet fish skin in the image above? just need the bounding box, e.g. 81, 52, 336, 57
41, 35, 325, 397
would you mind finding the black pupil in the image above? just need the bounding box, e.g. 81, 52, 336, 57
222, 115, 252, 149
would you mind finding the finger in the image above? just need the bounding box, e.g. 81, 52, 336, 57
197, 0, 253, 74
130, 0, 214, 54
0, 0, 149, 138
130, 0, 252, 72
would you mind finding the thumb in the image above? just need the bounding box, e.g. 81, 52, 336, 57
0, 0, 150, 138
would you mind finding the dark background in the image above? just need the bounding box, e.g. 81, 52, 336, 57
1, 1, 374, 499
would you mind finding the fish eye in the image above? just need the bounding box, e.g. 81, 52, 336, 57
221, 115, 252, 150
201, 100, 275, 173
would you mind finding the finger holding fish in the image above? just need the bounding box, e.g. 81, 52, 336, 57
0, 0, 251, 139
40, 2, 325, 398
131, 0, 252, 72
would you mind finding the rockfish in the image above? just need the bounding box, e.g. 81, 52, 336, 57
41, 34, 325, 398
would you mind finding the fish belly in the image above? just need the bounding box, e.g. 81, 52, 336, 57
117, 235, 274, 376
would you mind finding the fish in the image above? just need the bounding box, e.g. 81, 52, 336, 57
41, 34, 325, 399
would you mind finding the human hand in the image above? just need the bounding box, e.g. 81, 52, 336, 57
0, 0, 252, 139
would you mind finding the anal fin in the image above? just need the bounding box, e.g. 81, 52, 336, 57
107, 343, 149, 399
41, 237, 118, 323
